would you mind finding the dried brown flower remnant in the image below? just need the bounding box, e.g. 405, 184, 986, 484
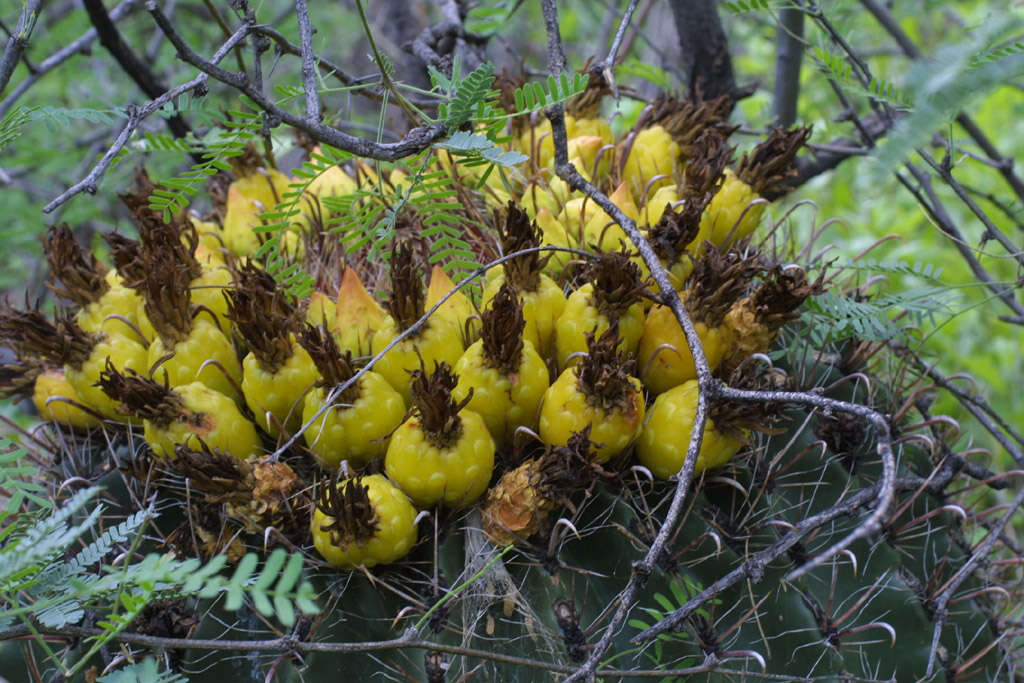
482, 427, 599, 545
44, 224, 109, 307
736, 126, 812, 200
410, 362, 471, 449
576, 324, 637, 413
480, 284, 525, 375
316, 476, 379, 548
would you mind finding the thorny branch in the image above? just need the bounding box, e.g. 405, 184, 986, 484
147, 2, 445, 160
533, 3, 897, 679
4, 0, 121, 116
41, 22, 251, 214
0, 0, 42, 97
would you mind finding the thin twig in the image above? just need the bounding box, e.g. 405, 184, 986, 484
0, 0, 43, 96
293, 0, 319, 122
858, 0, 1024, 204
42, 23, 250, 213
147, 2, 445, 161
596, 0, 639, 97
82, 0, 192, 140
0, 0, 137, 119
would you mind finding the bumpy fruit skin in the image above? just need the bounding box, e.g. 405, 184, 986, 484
33, 368, 102, 429
703, 170, 765, 248
306, 291, 336, 333
222, 168, 294, 257
481, 271, 565, 361
636, 380, 744, 479
148, 318, 244, 405
384, 409, 495, 508
555, 283, 645, 370
67, 334, 149, 422
242, 338, 319, 436
538, 368, 645, 463
621, 125, 680, 198
143, 381, 262, 460
302, 371, 406, 468
582, 182, 641, 254
76, 272, 144, 338
638, 305, 733, 395
535, 208, 576, 279
335, 268, 388, 357
371, 318, 465, 406
311, 474, 418, 569
426, 266, 479, 345
452, 339, 549, 447
191, 264, 234, 331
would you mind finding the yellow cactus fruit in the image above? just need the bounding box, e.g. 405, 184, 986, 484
582, 182, 641, 254
453, 284, 549, 447
306, 290, 337, 332
298, 324, 405, 468
721, 265, 821, 375
33, 366, 102, 429
371, 245, 465, 405
385, 362, 495, 508
426, 265, 479, 345
539, 325, 645, 463
703, 126, 811, 247
636, 379, 744, 479
482, 204, 566, 359
555, 251, 648, 370
520, 175, 572, 219
535, 208, 576, 279
621, 125, 679, 198
222, 152, 294, 257
312, 475, 418, 569
638, 246, 761, 395
642, 185, 679, 228
225, 263, 320, 436
97, 365, 261, 460
44, 225, 143, 340
335, 267, 388, 357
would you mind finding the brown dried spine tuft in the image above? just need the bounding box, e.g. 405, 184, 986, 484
684, 244, 764, 327
0, 359, 41, 399
297, 323, 361, 404
316, 476, 379, 548
636, 94, 737, 158
735, 126, 812, 200
96, 361, 193, 428
141, 247, 195, 347
481, 284, 525, 375
168, 442, 253, 500
565, 66, 611, 119
44, 224, 110, 307
575, 324, 638, 413
385, 243, 426, 334
0, 305, 96, 370
680, 128, 734, 200
498, 203, 546, 292
410, 362, 471, 449
225, 262, 298, 373
103, 232, 147, 292
119, 169, 202, 282
586, 251, 650, 316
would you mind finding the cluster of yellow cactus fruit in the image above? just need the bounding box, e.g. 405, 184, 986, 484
0, 88, 820, 568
